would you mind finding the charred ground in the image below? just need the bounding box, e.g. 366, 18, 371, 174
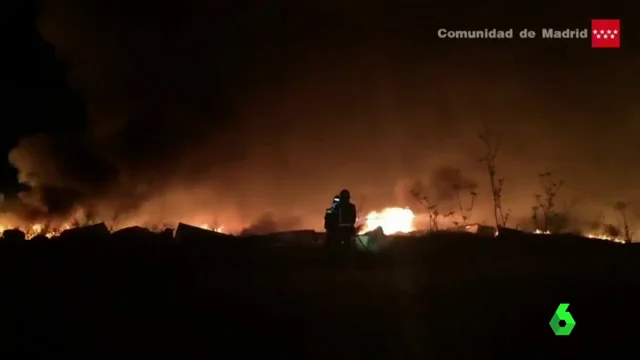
0, 229, 637, 358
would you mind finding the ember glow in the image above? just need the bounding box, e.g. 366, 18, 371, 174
0, 207, 630, 244
535, 228, 625, 243
584, 232, 626, 244
0, 218, 227, 240
198, 224, 225, 233
0, 222, 72, 239
360, 207, 415, 235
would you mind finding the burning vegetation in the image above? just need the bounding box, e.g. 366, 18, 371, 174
2, 1, 635, 247
0, 125, 633, 244
0, 201, 628, 244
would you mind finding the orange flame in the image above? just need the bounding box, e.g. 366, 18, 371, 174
360, 207, 415, 235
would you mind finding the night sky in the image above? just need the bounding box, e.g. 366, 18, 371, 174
0, 0, 637, 231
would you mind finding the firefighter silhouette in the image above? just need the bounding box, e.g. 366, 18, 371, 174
324, 189, 357, 248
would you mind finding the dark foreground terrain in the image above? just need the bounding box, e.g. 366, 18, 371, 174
0, 230, 638, 358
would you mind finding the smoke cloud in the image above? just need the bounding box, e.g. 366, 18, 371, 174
428, 167, 478, 203
5, 0, 640, 233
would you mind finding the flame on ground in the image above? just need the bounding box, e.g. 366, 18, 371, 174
534, 229, 551, 234
360, 207, 415, 235
584, 232, 627, 244
0, 209, 629, 244
197, 224, 225, 233
0, 223, 73, 239
0, 222, 226, 240
535, 229, 626, 243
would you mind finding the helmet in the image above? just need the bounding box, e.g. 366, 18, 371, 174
339, 189, 351, 200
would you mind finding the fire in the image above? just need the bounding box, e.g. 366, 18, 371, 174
0, 220, 227, 240
360, 207, 415, 235
535, 229, 626, 243
584, 232, 626, 244
0, 222, 73, 239
197, 224, 225, 233
0, 208, 628, 244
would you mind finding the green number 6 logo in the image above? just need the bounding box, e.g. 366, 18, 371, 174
549, 303, 576, 336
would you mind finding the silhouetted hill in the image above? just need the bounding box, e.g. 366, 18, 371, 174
0, 231, 637, 358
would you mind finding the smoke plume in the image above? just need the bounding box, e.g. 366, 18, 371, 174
5, 0, 640, 232
429, 167, 478, 203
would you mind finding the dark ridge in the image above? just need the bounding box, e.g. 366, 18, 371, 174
0, 230, 636, 357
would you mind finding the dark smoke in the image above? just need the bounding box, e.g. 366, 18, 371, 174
9, 134, 119, 213
240, 212, 303, 236
7, 0, 640, 232
428, 167, 477, 203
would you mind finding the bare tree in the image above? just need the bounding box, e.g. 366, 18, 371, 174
531, 172, 565, 233
410, 182, 442, 231
452, 180, 477, 226
478, 125, 510, 227
614, 201, 633, 243
426, 205, 442, 231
